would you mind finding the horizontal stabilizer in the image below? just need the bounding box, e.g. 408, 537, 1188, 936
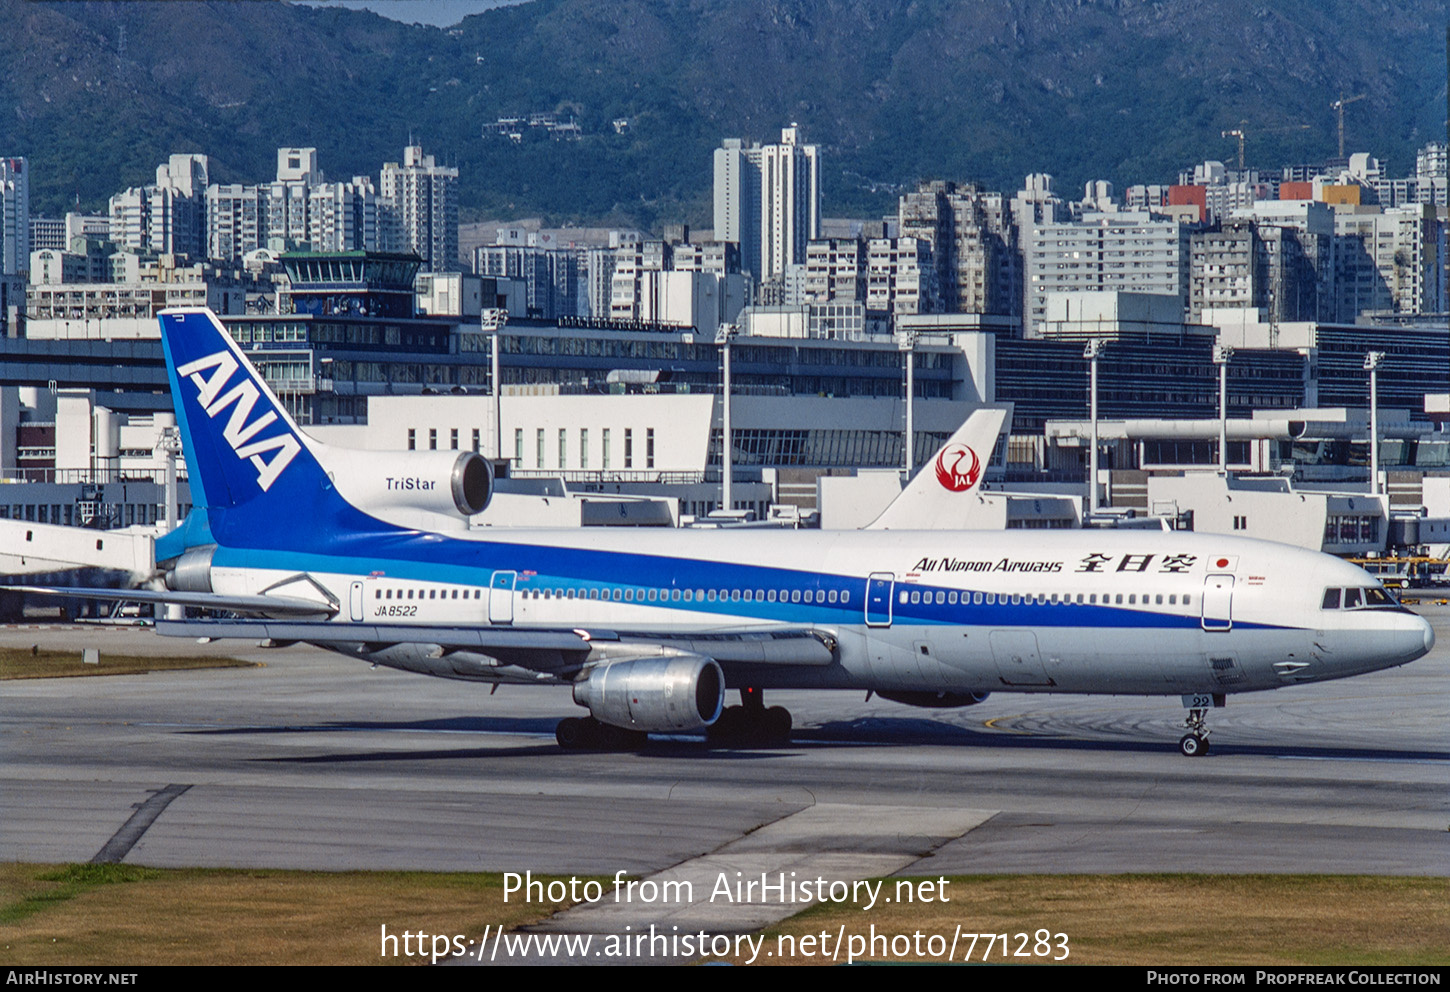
15, 586, 338, 618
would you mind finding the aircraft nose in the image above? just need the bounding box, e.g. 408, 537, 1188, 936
1421, 616, 1435, 656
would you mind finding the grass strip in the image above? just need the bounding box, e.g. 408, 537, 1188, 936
0, 647, 256, 680
3, 867, 1446, 966
0, 864, 596, 966
744, 874, 1450, 965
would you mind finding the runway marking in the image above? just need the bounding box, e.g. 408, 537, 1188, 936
982, 715, 1034, 735
488, 803, 996, 965
91, 783, 192, 864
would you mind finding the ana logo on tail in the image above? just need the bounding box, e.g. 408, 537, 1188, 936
176, 350, 300, 492
934, 444, 981, 492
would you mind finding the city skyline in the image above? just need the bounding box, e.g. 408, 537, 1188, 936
2, 0, 1443, 227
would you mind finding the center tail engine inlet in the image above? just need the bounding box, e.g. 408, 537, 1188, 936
318, 448, 494, 530
561, 655, 725, 747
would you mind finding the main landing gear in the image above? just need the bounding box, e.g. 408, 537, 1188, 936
706, 687, 793, 747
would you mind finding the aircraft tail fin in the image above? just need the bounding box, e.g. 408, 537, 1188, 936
157, 308, 372, 551
865, 407, 1008, 530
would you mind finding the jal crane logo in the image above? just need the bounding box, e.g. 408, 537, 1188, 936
934, 443, 981, 493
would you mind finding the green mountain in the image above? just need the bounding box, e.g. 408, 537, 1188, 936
2, 0, 1445, 229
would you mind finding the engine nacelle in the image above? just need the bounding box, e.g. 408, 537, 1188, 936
877, 690, 991, 709
320, 448, 493, 529
572, 656, 725, 732
166, 544, 216, 592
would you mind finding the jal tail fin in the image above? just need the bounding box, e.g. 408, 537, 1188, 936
865, 406, 1008, 530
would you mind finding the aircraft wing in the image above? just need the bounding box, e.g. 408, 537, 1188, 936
152, 619, 837, 676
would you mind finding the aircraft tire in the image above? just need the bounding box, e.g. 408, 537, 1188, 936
765, 706, 792, 744
556, 717, 588, 749
1178, 733, 1208, 757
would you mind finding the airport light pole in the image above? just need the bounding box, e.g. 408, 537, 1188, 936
1083, 338, 1105, 513
898, 331, 917, 476
1214, 344, 1234, 474
1364, 351, 1384, 497
482, 308, 509, 461
716, 322, 738, 514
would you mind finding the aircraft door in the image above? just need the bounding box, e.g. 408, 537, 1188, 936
349, 581, 364, 622
990, 630, 1052, 685
865, 572, 894, 627
489, 570, 517, 625
1201, 574, 1234, 631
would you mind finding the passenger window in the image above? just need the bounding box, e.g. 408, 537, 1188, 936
948, 591, 957, 605
767, 590, 776, 602
841, 591, 850, 605
1321, 588, 1341, 610
899, 591, 908, 604
1115, 594, 1123, 604
1155, 594, 1163, 605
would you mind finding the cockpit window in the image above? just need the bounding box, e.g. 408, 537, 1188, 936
1322, 585, 1408, 612
1363, 587, 1396, 608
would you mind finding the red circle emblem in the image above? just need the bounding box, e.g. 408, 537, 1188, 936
1215, 558, 1230, 568
935, 444, 981, 492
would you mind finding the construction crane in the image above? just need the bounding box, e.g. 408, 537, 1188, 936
1220, 120, 1310, 172
1221, 124, 1247, 171
1331, 93, 1368, 158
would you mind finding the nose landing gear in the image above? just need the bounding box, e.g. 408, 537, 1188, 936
1178, 693, 1224, 756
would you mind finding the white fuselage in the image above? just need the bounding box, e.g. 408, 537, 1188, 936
208, 527, 1433, 696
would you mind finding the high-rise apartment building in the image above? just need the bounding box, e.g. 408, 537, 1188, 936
110, 154, 209, 260
2, 157, 30, 276
1023, 210, 1191, 334
713, 126, 819, 288
381, 145, 459, 273
1333, 204, 1443, 319
1224, 200, 1337, 324
865, 237, 931, 317
803, 238, 866, 303
308, 177, 384, 254
897, 179, 1017, 315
